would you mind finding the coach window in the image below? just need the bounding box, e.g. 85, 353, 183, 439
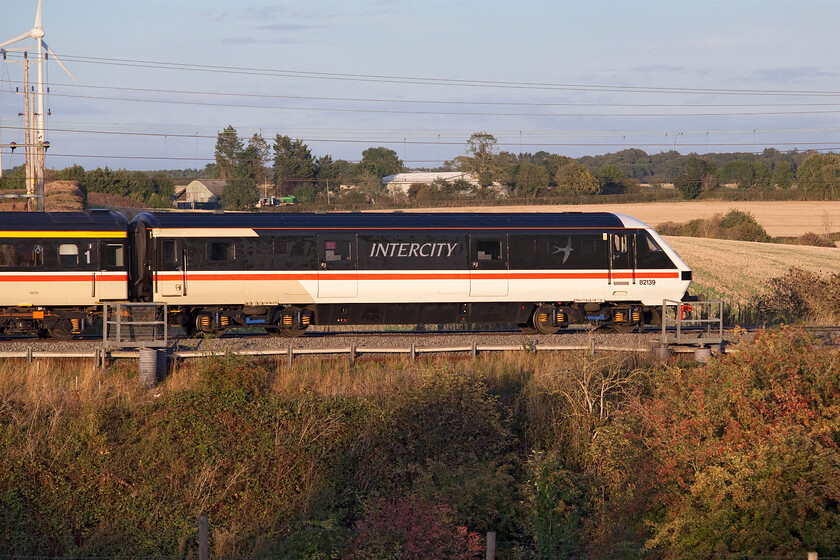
324, 239, 352, 262
0, 243, 43, 268
476, 240, 502, 261
161, 239, 178, 266
208, 241, 235, 262
58, 243, 79, 267
104, 244, 125, 269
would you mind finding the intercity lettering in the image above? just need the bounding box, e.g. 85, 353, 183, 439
369, 242, 459, 258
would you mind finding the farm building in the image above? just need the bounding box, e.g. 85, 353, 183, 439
174, 179, 226, 209
381, 171, 479, 196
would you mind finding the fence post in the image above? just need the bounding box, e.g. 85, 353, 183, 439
471, 341, 477, 360
349, 344, 356, 367
198, 515, 208, 560
486, 531, 496, 560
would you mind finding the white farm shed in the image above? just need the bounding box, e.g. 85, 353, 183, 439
381, 172, 478, 196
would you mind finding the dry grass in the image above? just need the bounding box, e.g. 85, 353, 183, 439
0, 359, 150, 415
410, 201, 840, 237
0, 351, 634, 408
664, 236, 840, 305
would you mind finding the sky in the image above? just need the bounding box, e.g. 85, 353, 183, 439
0, 0, 838, 172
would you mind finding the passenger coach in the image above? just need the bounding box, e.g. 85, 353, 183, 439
130, 211, 692, 336
0, 210, 128, 338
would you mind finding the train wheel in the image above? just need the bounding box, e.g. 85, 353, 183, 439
181, 319, 198, 338
45, 317, 76, 340
280, 326, 308, 338
532, 305, 562, 335
266, 326, 308, 338
48, 327, 75, 340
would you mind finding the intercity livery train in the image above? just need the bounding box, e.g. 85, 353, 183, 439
0, 210, 693, 338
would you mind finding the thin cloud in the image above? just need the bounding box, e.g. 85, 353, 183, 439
744, 67, 840, 84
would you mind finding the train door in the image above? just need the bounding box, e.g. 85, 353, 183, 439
469, 235, 508, 297
94, 241, 127, 300
317, 234, 358, 298
607, 232, 635, 294
154, 237, 187, 298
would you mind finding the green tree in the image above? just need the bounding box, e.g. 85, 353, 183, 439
455, 132, 498, 187
554, 162, 600, 196
543, 154, 574, 178
675, 156, 717, 199
770, 161, 794, 189
514, 162, 550, 197
273, 135, 316, 196
796, 153, 840, 198
221, 176, 258, 210
55, 164, 86, 182
358, 146, 403, 178
354, 171, 385, 202
214, 126, 243, 181
315, 155, 340, 203
597, 164, 630, 194
718, 160, 771, 189
245, 134, 271, 188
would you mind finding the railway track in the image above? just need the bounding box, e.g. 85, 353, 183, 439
1, 325, 836, 353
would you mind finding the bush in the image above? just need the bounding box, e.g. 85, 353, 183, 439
344, 498, 482, 560
599, 328, 840, 557
657, 209, 769, 242
753, 267, 840, 324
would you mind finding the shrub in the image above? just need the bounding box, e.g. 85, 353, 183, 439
754, 267, 840, 324
656, 209, 769, 242
602, 328, 840, 557
344, 498, 482, 560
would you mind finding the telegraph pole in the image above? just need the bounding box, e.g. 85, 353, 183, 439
23, 55, 34, 211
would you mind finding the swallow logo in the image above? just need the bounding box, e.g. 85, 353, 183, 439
552, 238, 573, 264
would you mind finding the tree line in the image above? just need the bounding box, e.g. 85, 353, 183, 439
1, 128, 837, 208
212, 128, 840, 207
212, 125, 404, 209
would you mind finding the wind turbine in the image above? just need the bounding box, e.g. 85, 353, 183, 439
0, 0, 76, 209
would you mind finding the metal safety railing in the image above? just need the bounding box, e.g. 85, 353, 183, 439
102, 303, 168, 349
661, 299, 723, 346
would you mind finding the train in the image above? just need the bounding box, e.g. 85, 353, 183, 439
0, 210, 693, 338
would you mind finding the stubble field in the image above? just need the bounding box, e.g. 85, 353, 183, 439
663, 236, 840, 305
415, 200, 840, 237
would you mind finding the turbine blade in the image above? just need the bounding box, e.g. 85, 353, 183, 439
0, 31, 34, 50
35, 0, 43, 29
42, 40, 77, 81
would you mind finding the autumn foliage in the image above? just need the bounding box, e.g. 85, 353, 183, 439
595, 327, 840, 557
0, 331, 838, 558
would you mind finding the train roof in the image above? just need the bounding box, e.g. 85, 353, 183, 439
132, 211, 635, 231
0, 210, 128, 232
